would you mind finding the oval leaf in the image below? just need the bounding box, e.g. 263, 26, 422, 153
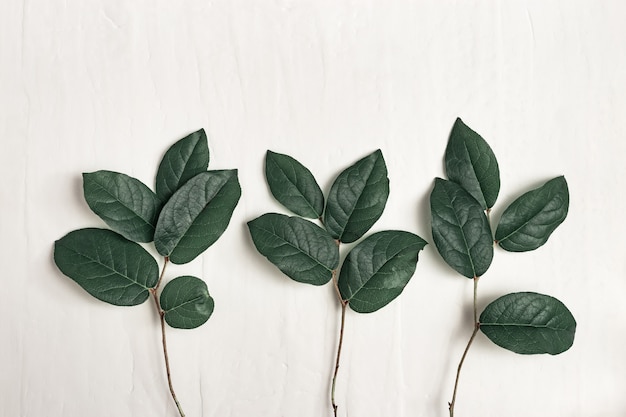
83, 171, 160, 243
160, 276, 214, 329
430, 178, 493, 278
480, 292, 576, 355
154, 170, 241, 264
265, 150, 324, 219
247, 213, 339, 286
445, 118, 500, 209
53, 228, 159, 306
323, 150, 389, 243
495, 176, 569, 252
155, 129, 209, 203
338, 230, 427, 313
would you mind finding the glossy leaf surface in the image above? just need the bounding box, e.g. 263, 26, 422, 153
323, 150, 389, 243
430, 178, 493, 278
247, 213, 339, 285
265, 150, 324, 219
155, 129, 209, 203
445, 118, 500, 209
495, 176, 569, 252
338, 231, 427, 313
154, 170, 241, 264
160, 276, 214, 329
54, 228, 158, 306
480, 292, 576, 355
83, 171, 160, 243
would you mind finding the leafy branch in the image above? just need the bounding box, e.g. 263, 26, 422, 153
429, 118, 576, 416
54, 130, 240, 416
248, 150, 427, 416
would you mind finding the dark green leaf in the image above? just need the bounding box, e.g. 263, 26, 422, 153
430, 178, 493, 278
338, 231, 427, 313
53, 228, 159, 306
323, 150, 389, 243
83, 171, 160, 243
155, 129, 209, 203
265, 150, 324, 219
247, 213, 339, 286
160, 276, 214, 329
495, 176, 569, 252
445, 118, 500, 209
154, 170, 241, 264
480, 292, 576, 355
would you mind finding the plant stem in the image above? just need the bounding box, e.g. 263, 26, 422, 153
150, 257, 186, 417
331, 299, 347, 416
448, 276, 480, 417
472, 275, 478, 324
330, 241, 347, 417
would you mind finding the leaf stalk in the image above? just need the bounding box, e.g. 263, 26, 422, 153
448, 276, 480, 417
330, 261, 348, 417
151, 257, 186, 417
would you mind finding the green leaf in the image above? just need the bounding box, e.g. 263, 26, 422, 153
480, 292, 576, 355
445, 118, 500, 209
155, 129, 210, 203
160, 276, 214, 329
53, 228, 159, 306
323, 150, 389, 243
154, 170, 241, 264
265, 150, 324, 219
247, 213, 339, 286
430, 178, 493, 278
338, 231, 427, 313
495, 176, 569, 252
83, 171, 160, 243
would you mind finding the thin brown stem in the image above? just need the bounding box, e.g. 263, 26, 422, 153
151, 258, 186, 417
472, 276, 478, 324
331, 265, 343, 302
331, 297, 347, 417
155, 256, 169, 289
329, 242, 348, 417
448, 276, 480, 417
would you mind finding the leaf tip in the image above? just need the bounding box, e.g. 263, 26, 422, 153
191, 128, 208, 144
81, 172, 94, 181
453, 117, 466, 130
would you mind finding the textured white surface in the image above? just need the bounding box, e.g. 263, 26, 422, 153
2, 1, 625, 416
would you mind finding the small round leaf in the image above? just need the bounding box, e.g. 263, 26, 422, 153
160, 276, 214, 329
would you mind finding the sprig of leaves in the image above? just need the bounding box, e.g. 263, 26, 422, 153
429, 118, 575, 416
53, 129, 241, 417
248, 150, 427, 416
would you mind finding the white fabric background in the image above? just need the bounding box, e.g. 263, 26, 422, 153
2, 1, 624, 416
